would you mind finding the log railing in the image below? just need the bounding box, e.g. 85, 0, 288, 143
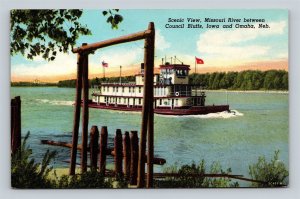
42, 126, 165, 185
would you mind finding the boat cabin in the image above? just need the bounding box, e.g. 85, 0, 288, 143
92, 63, 206, 109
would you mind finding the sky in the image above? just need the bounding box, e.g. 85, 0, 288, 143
11, 9, 288, 82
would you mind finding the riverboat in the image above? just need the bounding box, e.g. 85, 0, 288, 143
90, 62, 229, 115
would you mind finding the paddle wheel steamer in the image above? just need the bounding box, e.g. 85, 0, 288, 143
90, 62, 229, 115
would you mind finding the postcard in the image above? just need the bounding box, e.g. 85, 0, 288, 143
10, 9, 288, 188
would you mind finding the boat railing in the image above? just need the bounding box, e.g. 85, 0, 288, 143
92, 90, 102, 95
168, 90, 206, 97
168, 91, 192, 97
101, 82, 136, 86
192, 90, 206, 96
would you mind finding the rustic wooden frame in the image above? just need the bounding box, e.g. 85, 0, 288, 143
69, 22, 155, 188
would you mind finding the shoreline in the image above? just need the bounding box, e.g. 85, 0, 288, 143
204, 89, 289, 94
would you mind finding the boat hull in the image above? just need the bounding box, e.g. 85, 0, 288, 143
88, 102, 230, 115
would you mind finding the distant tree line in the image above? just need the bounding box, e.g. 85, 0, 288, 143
189, 70, 288, 90
57, 76, 136, 88
57, 79, 76, 88
12, 70, 288, 90
11, 82, 57, 87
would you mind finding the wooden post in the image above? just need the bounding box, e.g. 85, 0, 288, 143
130, 131, 139, 185
11, 96, 21, 155
81, 43, 89, 173
114, 129, 123, 179
11, 98, 15, 151
137, 22, 155, 188
99, 126, 108, 175
123, 131, 131, 180
90, 126, 99, 171
146, 22, 155, 188
70, 53, 83, 175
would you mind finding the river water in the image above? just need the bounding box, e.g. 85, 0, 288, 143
11, 87, 288, 180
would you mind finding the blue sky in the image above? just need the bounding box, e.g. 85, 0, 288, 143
11, 9, 288, 82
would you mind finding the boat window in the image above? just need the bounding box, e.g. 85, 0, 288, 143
118, 98, 121, 103
129, 87, 131, 93
139, 87, 141, 93
113, 87, 115, 92
159, 99, 162, 105
122, 87, 125, 92
139, 98, 141, 104
116, 87, 118, 92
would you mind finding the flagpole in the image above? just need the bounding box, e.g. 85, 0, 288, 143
194, 56, 196, 74
119, 65, 122, 84
103, 66, 105, 79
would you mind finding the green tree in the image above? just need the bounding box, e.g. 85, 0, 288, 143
249, 150, 289, 187
233, 72, 244, 89
218, 72, 228, 89
282, 73, 288, 90
208, 72, 216, 89
263, 70, 277, 89
251, 71, 264, 90
10, 9, 122, 61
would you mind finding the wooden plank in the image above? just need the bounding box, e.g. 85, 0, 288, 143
99, 126, 108, 174
114, 129, 123, 179
123, 131, 131, 180
137, 22, 155, 188
150, 173, 281, 186
130, 131, 139, 185
111, 150, 165, 165
81, 43, 89, 173
11, 98, 15, 151
42, 139, 166, 165
11, 96, 21, 155
72, 30, 152, 53
146, 22, 155, 188
42, 140, 83, 150
70, 52, 83, 175
90, 126, 99, 171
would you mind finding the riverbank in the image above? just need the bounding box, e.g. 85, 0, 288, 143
204, 89, 288, 94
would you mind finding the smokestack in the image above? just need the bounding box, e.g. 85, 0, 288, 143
141, 63, 144, 74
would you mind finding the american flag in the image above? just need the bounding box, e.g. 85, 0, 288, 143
102, 61, 108, 67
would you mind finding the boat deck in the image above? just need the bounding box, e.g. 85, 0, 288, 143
88, 102, 229, 115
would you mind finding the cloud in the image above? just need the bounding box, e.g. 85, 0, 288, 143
11, 45, 144, 81
11, 53, 77, 78
89, 47, 143, 75
197, 20, 287, 65
155, 29, 171, 51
